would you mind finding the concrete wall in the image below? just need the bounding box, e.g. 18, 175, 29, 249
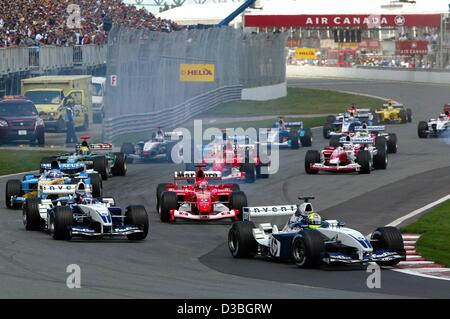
241, 82, 287, 101
287, 65, 450, 84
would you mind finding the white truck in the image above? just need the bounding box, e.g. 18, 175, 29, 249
91, 77, 106, 123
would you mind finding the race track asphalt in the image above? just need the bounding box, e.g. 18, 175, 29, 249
0, 78, 449, 298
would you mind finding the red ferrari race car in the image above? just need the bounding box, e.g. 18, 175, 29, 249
305, 136, 387, 174
156, 165, 248, 223
191, 135, 270, 183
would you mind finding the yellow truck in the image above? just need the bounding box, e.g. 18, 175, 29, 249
21, 75, 93, 132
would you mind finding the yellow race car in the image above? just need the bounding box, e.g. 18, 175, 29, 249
374, 99, 412, 124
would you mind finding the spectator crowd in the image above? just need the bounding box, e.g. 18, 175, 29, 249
0, 0, 180, 48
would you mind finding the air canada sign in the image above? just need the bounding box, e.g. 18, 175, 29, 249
244, 14, 441, 28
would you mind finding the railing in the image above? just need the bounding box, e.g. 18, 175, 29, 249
0, 45, 107, 75
102, 86, 243, 142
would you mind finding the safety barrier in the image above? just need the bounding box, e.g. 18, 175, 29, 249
0, 45, 106, 75
102, 85, 242, 141
287, 65, 450, 84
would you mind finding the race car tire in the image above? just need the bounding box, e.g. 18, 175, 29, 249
399, 109, 408, 124
243, 163, 256, 183
373, 141, 387, 170
418, 121, 428, 138
160, 191, 178, 223
23, 198, 44, 231
231, 184, 240, 192
326, 115, 336, 123
111, 152, 126, 176
228, 221, 257, 258
5, 179, 22, 209
40, 156, 58, 173
329, 135, 340, 148
289, 131, 300, 149
120, 142, 135, 155
323, 123, 332, 139
292, 229, 325, 268
256, 165, 270, 179
372, 114, 380, 125
371, 226, 404, 267
356, 150, 371, 174
300, 128, 312, 147
156, 183, 169, 212
125, 205, 149, 240
89, 173, 102, 198
387, 133, 398, 154
407, 108, 413, 123
230, 191, 248, 221
304, 150, 320, 174
52, 206, 73, 240
93, 156, 108, 180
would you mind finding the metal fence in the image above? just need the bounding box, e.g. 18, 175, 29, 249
104, 27, 287, 140
0, 45, 106, 75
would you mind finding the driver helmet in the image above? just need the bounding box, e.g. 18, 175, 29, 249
75, 183, 91, 203
198, 181, 208, 190
79, 146, 90, 155
387, 98, 393, 107
439, 114, 446, 121
307, 212, 322, 229
343, 143, 353, 151
298, 202, 313, 216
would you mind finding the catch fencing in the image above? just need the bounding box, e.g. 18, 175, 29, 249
104, 27, 287, 141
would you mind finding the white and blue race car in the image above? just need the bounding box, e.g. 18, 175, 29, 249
228, 197, 406, 268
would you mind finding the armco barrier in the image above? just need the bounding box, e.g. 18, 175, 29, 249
102, 85, 242, 141
287, 65, 450, 84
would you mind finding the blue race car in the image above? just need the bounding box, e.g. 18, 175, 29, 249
323, 113, 366, 139
5, 161, 102, 209
263, 119, 312, 149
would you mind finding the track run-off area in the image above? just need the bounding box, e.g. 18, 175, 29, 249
0, 78, 449, 298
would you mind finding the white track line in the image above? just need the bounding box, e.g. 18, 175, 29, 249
0, 170, 38, 180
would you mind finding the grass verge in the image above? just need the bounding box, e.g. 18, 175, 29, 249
402, 200, 450, 267
203, 88, 382, 116
0, 150, 61, 176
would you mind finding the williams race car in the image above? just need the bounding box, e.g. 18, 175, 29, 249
374, 99, 412, 124
5, 162, 102, 209
22, 183, 148, 240
418, 113, 450, 138
323, 113, 370, 139
121, 129, 183, 163
228, 197, 406, 268
264, 118, 312, 149
305, 136, 387, 174
156, 166, 247, 222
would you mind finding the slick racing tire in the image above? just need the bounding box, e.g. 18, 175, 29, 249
371, 227, 404, 267
399, 109, 408, 124
230, 184, 240, 192
156, 183, 169, 212
256, 165, 270, 179
230, 191, 248, 221
323, 123, 333, 139
111, 152, 127, 176
5, 179, 22, 209
356, 150, 371, 174
374, 137, 387, 170
89, 173, 102, 198
372, 114, 380, 125
407, 108, 413, 123
292, 229, 325, 268
159, 191, 178, 223
243, 163, 256, 183
300, 128, 312, 147
289, 130, 300, 149
125, 205, 149, 240
418, 121, 428, 138
52, 206, 73, 240
228, 221, 257, 258
329, 135, 340, 148
23, 198, 44, 231
93, 156, 108, 180
387, 133, 398, 154
304, 150, 320, 174
120, 143, 135, 155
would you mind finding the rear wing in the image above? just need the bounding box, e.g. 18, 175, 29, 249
243, 205, 297, 221
350, 137, 373, 144
41, 184, 79, 195
284, 121, 304, 128
164, 131, 183, 139
76, 143, 112, 151
40, 162, 85, 172
174, 171, 222, 180
355, 125, 385, 132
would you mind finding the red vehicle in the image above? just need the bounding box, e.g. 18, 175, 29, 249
200, 137, 270, 183
444, 103, 450, 116
156, 165, 248, 222
0, 96, 45, 145
326, 49, 356, 67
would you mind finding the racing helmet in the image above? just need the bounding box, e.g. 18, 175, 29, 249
298, 202, 313, 216
439, 114, 446, 121
75, 183, 91, 202
307, 212, 322, 229
343, 143, 353, 151
198, 181, 208, 190
80, 146, 90, 155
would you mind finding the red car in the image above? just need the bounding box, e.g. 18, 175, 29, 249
0, 96, 45, 145
156, 166, 247, 222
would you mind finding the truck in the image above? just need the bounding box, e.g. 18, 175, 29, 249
21, 75, 93, 132
91, 77, 106, 124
